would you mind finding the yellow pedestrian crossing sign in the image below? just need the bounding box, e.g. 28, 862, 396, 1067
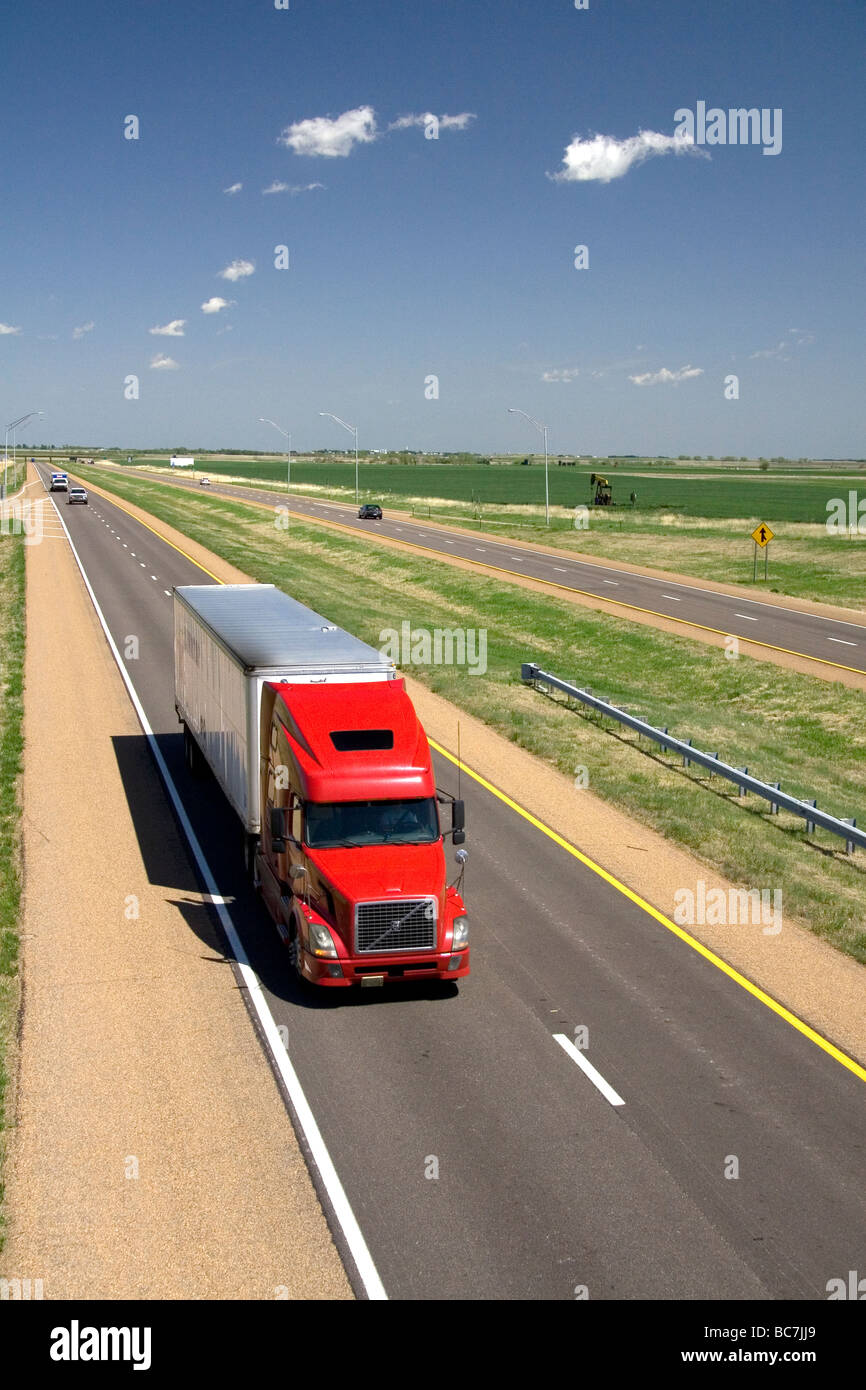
751, 522, 774, 548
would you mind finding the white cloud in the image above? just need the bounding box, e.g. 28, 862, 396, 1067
149, 319, 186, 337
72, 321, 95, 340
278, 105, 377, 157
223, 182, 242, 194
541, 368, 580, 383
0, 322, 21, 335
150, 353, 179, 370
629, 365, 704, 386
750, 330, 813, 359
201, 297, 233, 314
262, 180, 325, 195
218, 259, 255, 281
389, 111, 475, 132
551, 128, 708, 183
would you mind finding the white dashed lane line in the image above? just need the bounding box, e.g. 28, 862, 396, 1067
736, 613, 759, 621
552, 1034, 625, 1108
662, 595, 681, 602
828, 637, 857, 646
603, 580, 619, 586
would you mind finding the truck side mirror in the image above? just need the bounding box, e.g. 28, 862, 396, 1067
269, 806, 286, 852
453, 828, 466, 845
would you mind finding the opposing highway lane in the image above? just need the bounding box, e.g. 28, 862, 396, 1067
39, 464, 866, 1301
90, 463, 866, 677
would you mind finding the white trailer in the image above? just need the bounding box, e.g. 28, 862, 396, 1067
173, 584, 396, 837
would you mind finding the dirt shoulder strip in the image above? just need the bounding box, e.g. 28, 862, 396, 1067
77, 475, 866, 1070
0, 468, 352, 1299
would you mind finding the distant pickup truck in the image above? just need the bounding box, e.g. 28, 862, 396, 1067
49, 472, 69, 492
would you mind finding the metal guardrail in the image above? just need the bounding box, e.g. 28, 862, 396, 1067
521, 662, 864, 854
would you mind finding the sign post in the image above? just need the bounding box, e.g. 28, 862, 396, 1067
750, 521, 775, 581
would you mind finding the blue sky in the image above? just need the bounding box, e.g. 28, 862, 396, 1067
2, 0, 863, 456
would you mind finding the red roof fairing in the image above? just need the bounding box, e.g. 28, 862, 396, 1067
272, 678, 435, 802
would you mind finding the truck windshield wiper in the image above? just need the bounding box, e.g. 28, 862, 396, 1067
316, 837, 369, 848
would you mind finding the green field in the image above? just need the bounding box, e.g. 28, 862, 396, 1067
73, 464, 866, 964
100, 453, 866, 523
80, 453, 866, 609
0, 532, 25, 1252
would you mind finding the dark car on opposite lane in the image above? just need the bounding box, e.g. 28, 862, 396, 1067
358, 504, 383, 520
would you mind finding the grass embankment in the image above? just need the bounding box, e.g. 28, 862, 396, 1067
75, 466, 866, 963
0, 533, 25, 1252
96, 458, 866, 609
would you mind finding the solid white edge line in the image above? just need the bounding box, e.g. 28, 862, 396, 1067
44, 485, 388, 1302
552, 1034, 625, 1107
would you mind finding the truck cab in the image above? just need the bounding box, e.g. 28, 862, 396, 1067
257, 679, 469, 987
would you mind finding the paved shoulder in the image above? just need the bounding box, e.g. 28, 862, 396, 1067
0, 481, 352, 1299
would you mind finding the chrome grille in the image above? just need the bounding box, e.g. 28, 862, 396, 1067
355, 898, 437, 953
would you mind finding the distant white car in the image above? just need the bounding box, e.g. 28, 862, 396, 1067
199, 478, 211, 486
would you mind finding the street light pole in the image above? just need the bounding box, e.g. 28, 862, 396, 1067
259, 417, 292, 496
319, 412, 359, 504
508, 407, 550, 525
4, 411, 43, 499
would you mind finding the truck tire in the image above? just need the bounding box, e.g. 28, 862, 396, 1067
288, 930, 307, 987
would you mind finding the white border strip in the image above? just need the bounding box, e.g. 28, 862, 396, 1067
43, 483, 388, 1300
552, 1034, 626, 1108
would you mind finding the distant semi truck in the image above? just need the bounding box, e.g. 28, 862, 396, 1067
173, 584, 469, 988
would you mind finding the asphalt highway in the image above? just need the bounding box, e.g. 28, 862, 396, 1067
39, 464, 866, 1300
91, 462, 866, 676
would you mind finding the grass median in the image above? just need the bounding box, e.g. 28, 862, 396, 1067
75, 465, 866, 964
0, 532, 25, 1252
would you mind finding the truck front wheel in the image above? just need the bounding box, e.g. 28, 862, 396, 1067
288, 929, 307, 987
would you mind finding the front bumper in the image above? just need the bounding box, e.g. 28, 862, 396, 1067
298, 945, 470, 987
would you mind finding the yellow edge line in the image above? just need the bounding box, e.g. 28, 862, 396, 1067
429, 738, 866, 1086
83, 471, 866, 1083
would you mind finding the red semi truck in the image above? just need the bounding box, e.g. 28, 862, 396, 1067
174, 584, 469, 988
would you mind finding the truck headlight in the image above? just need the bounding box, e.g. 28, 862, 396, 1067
451, 915, 469, 950
307, 920, 337, 958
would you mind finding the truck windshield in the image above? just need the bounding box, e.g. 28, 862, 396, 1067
305, 798, 439, 849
